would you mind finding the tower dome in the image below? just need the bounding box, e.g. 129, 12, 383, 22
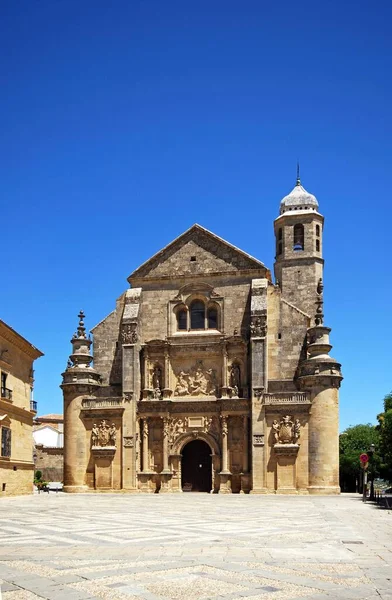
279, 174, 318, 215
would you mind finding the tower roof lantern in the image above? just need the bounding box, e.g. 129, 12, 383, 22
279, 172, 319, 215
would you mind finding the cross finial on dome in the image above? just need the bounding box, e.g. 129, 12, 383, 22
296, 162, 301, 186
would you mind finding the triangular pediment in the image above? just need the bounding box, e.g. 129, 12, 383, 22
128, 224, 267, 282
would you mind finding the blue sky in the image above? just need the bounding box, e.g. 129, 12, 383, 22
1, 0, 391, 430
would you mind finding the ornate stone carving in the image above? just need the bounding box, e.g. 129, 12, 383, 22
123, 436, 134, 448
162, 416, 170, 438
121, 323, 138, 344
220, 415, 228, 437
229, 363, 241, 398
272, 416, 300, 445
250, 315, 267, 337
91, 420, 116, 448
168, 417, 185, 445
151, 365, 163, 399
202, 415, 219, 440
253, 434, 264, 446
142, 419, 149, 438
315, 278, 324, 326
123, 392, 133, 402
173, 361, 218, 397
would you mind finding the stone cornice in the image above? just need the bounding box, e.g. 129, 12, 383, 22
0, 320, 43, 360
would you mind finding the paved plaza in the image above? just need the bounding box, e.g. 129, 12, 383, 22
0, 494, 391, 600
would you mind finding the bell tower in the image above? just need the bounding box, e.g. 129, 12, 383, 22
274, 168, 324, 318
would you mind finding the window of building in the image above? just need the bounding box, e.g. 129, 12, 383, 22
1, 373, 10, 400
177, 309, 187, 331
293, 224, 304, 251
278, 228, 282, 240
316, 239, 320, 252
1, 427, 11, 458
316, 224, 320, 237
277, 242, 282, 256
207, 307, 218, 329
190, 300, 205, 329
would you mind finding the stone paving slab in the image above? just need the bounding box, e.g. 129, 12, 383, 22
0, 493, 391, 599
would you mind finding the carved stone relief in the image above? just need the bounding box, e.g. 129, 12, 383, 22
173, 360, 218, 397
123, 436, 134, 448
168, 417, 186, 445
253, 434, 265, 446
272, 415, 300, 445
250, 315, 267, 337
121, 323, 138, 344
91, 420, 116, 448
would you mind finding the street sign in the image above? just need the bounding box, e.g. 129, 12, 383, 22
360, 453, 369, 464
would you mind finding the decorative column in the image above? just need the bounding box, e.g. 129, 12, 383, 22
163, 344, 171, 398
142, 418, 149, 472
142, 346, 150, 399
160, 416, 172, 492
221, 342, 229, 398
219, 415, 231, 493
138, 417, 153, 492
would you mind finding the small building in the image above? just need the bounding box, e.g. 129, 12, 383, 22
33, 414, 64, 482
0, 319, 43, 496
33, 414, 64, 448
62, 176, 342, 494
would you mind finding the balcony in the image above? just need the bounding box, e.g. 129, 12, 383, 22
1, 387, 12, 401
30, 400, 37, 412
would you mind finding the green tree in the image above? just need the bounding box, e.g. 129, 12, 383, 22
339, 424, 380, 492
377, 392, 392, 481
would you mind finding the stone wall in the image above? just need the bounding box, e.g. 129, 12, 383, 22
34, 445, 64, 482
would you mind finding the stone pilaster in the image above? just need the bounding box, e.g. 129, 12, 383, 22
250, 279, 268, 493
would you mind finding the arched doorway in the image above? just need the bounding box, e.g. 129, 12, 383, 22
181, 439, 212, 492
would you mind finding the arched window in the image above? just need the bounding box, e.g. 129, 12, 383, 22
177, 309, 187, 331
190, 300, 205, 329
316, 239, 320, 252
316, 224, 320, 237
293, 224, 304, 251
278, 228, 282, 240
207, 307, 218, 329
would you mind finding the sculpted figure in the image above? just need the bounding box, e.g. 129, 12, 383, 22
206, 368, 217, 395
152, 366, 162, 390
174, 371, 189, 396
190, 366, 208, 396
229, 364, 240, 396
109, 423, 116, 446
272, 420, 280, 444
91, 423, 99, 446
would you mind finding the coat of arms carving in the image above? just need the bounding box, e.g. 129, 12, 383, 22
272, 415, 300, 445
91, 420, 117, 448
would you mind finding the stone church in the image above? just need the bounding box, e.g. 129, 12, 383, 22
62, 176, 342, 494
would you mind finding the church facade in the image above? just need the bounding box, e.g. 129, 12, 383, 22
62, 177, 342, 494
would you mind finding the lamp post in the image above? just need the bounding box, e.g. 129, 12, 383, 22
368, 443, 375, 501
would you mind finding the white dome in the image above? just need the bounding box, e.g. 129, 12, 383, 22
280, 181, 318, 215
